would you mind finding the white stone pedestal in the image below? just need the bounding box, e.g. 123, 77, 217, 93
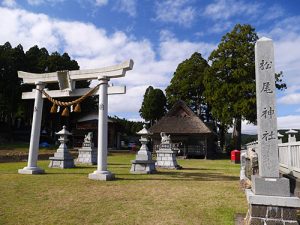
49, 151, 75, 168
76, 146, 97, 165
18, 166, 44, 174
156, 148, 180, 169
130, 145, 156, 174
76, 136, 97, 166
88, 170, 115, 181
130, 125, 156, 174
49, 126, 75, 169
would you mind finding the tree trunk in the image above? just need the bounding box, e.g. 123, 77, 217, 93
219, 123, 226, 152
232, 117, 242, 150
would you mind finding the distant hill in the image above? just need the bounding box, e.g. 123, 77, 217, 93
226, 129, 300, 147
225, 133, 257, 149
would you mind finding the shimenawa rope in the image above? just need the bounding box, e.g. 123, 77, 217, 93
36, 83, 101, 116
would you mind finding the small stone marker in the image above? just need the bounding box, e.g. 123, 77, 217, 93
49, 126, 75, 168
76, 132, 97, 165
130, 125, 156, 174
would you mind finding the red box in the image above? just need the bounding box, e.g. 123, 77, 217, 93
231, 150, 240, 164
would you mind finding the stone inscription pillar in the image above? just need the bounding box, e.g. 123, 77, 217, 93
255, 37, 279, 178
244, 37, 300, 225
88, 77, 115, 181
19, 82, 45, 174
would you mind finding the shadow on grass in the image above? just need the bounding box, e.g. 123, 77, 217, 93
181, 167, 218, 171
116, 171, 239, 182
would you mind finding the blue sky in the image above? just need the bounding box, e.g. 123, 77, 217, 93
1, 0, 300, 134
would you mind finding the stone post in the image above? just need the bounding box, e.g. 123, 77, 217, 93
244, 37, 300, 225
89, 77, 115, 181
286, 129, 298, 143
251, 37, 289, 195
18, 82, 45, 174
277, 132, 284, 144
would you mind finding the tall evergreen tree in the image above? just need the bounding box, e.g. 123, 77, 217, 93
165, 52, 211, 121
203, 24, 286, 150
139, 86, 167, 125
0, 42, 26, 140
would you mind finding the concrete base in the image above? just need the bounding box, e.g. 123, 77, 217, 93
245, 189, 300, 224
49, 157, 75, 168
251, 175, 290, 197
244, 202, 298, 225
88, 170, 115, 181
245, 189, 300, 208
156, 149, 181, 169
130, 160, 156, 174
18, 166, 45, 174
76, 147, 97, 165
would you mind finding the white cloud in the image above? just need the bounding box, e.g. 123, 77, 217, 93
154, 0, 196, 27
278, 94, 300, 105
113, 0, 137, 17
241, 121, 257, 135
27, 0, 44, 5
240, 114, 300, 135
263, 4, 284, 21
159, 36, 215, 62
108, 85, 147, 114
278, 115, 300, 130
0, 6, 216, 120
1, 0, 17, 7
209, 21, 232, 34
203, 0, 260, 20
27, 0, 64, 6
94, 0, 108, 7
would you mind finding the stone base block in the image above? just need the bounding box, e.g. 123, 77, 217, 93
252, 175, 290, 197
88, 171, 115, 181
18, 166, 45, 174
76, 148, 97, 165
244, 202, 298, 225
156, 149, 181, 169
130, 160, 156, 174
246, 189, 300, 208
49, 157, 75, 169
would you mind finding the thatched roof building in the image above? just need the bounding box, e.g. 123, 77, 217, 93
149, 101, 216, 158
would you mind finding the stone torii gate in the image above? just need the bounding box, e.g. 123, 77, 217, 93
18, 60, 134, 181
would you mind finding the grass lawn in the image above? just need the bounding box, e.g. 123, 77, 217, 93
0, 153, 247, 225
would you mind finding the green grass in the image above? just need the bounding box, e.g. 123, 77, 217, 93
0, 153, 247, 225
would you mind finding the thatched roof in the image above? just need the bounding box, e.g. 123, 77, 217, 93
149, 101, 213, 134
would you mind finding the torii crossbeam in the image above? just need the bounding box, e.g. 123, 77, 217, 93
18, 59, 134, 181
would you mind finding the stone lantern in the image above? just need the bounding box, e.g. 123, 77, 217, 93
49, 125, 75, 168
286, 129, 298, 143
130, 124, 156, 174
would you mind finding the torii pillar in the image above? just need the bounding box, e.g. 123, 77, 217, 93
88, 76, 114, 181
18, 81, 45, 174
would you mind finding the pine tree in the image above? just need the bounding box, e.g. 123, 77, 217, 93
139, 86, 167, 125
165, 52, 211, 121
